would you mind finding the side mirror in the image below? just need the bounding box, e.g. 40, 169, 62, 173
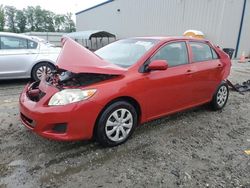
147, 60, 168, 71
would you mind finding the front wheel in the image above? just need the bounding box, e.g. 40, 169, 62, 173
210, 82, 229, 110
95, 101, 138, 147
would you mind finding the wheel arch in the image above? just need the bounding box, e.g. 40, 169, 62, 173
92, 96, 142, 139
211, 80, 228, 99
210, 80, 229, 110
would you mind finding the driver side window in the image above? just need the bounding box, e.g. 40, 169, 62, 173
151, 42, 189, 67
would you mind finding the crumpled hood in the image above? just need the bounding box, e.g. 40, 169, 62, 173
56, 37, 126, 75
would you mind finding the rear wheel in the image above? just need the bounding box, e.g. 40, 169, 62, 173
96, 101, 138, 147
31, 62, 55, 81
210, 82, 229, 110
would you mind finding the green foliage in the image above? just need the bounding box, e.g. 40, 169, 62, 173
5, 6, 17, 32
0, 4, 76, 33
54, 14, 65, 32
25, 6, 35, 31
16, 10, 27, 33
64, 13, 76, 32
0, 5, 4, 31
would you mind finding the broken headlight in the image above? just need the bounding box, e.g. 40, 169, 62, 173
48, 89, 97, 106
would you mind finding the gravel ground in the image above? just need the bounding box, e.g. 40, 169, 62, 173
0, 61, 250, 188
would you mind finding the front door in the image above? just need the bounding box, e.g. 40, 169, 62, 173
143, 41, 194, 120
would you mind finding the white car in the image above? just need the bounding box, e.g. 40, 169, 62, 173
0, 32, 61, 81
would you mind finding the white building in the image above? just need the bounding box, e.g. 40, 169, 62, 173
76, 0, 250, 58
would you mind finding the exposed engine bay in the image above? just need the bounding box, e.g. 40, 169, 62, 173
47, 69, 119, 89
26, 69, 119, 102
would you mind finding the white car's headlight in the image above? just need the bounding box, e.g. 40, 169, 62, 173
48, 89, 97, 106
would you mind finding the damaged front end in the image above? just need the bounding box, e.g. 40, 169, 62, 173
26, 37, 125, 103
47, 69, 119, 88
19, 37, 126, 141
26, 81, 46, 102
26, 68, 120, 103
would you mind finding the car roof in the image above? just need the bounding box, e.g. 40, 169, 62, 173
0, 32, 35, 41
130, 36, 209, 43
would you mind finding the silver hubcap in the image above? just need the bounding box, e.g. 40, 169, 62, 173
36, 65, 52, 80
105, 108, 133, 142
217, 86, 228, 107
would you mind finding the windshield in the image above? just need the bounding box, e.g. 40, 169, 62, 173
95, 39, 158, 68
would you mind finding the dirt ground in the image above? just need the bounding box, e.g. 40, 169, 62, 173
0, 61, 250, 188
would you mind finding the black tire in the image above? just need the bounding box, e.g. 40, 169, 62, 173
210, 82, 229, 110
95, 101, 138, 147
31, 62, 55, 81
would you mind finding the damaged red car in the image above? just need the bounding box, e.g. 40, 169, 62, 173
19, 37, 231, 146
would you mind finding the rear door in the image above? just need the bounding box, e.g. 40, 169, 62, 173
188, 41, 223, 104
0, 36, 39, 78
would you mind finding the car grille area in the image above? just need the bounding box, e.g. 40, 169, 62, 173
26, 82, 45, 102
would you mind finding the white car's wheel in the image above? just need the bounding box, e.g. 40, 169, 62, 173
32, 63, 54, 81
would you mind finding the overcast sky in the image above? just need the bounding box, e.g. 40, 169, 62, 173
1, 0, 107, 20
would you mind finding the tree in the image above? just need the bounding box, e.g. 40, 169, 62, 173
25, 6, 35, 31
0, 5, 5, 31
5, 6, 17, 32
64, 13, 76, 32
43, 10, 55, 32
34, 6, 44, 31
16, 9, 27, 33
3, 5, 76, 33
54, 14, 65, 32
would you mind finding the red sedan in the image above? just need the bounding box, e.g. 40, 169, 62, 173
19, 37, 231, 147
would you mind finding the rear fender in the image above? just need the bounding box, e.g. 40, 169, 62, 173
213, 45, 232, 80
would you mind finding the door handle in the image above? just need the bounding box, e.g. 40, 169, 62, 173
186, 69, 193, 75
217, 64, 223, 68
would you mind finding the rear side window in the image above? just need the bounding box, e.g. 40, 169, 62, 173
211, 48, 218, 59
151, 42, 189, 67
28, 40, 38, 49
0, 36, 28, 49
190, 42, 213, 62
